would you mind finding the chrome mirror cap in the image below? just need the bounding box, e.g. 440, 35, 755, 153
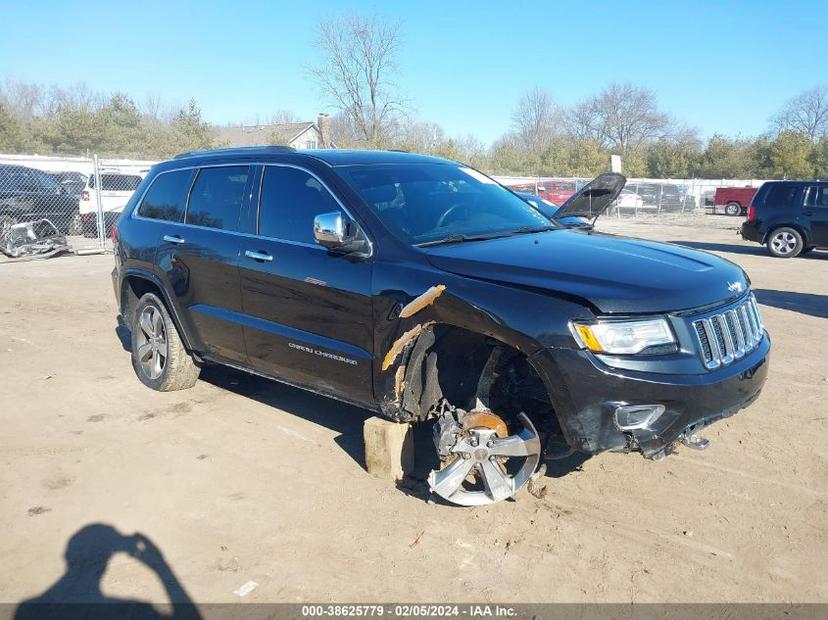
313, 211, 346, 248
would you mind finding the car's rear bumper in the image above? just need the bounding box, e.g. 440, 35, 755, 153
740, 221, 764, 243
532, 335, 770, 458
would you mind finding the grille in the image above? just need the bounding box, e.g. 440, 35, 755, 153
692, 294, 764, 369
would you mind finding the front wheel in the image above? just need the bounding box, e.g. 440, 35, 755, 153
766, 227, 803, 258
428, 410, 541, 506
131, 293, 200, 391
725, 202, 741, 216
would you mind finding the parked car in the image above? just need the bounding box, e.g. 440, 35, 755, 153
502, 180, 579, 206
626, 182, 689, 212
79, 170, 145, 236
0, 164, 80, 239
48, 171, 88, 199
740, 180, 828, 257
112, 147, 770, 506
612, 188, 647, 213
710, 186, 758, 216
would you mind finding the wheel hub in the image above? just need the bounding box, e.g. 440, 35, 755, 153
428, 411, 541, 506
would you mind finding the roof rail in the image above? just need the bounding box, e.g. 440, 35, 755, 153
173, 145, 296, 159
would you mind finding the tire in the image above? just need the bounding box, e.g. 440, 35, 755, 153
766, 227, 803, 258
725, 202, 741, 216
131, 292, 200, 391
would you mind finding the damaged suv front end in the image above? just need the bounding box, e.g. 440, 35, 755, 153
352, 169, 771, 505
535, 292, 769, 460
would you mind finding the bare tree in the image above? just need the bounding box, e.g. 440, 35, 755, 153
308, 13, 405, 146
772, 86, 828, 142
269, 110, 299, 125
567, 83, 672, 154
511, 87, 561, 152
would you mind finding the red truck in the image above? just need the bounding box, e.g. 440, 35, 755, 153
710, 186, 758, 216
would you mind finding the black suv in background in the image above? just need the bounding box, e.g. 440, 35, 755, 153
111, 147, 770, 506
741, 180, 828, 257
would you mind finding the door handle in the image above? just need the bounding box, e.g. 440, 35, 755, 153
245, 250, 274, 262
163, 234, 185, 244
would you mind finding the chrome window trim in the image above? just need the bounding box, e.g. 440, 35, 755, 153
131, 161, 373, 256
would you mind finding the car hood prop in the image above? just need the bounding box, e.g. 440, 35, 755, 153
551, 172, 626, 221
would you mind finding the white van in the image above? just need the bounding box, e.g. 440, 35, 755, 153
79, 170, 146, 236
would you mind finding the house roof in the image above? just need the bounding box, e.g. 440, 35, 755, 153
214, 122, 316, 147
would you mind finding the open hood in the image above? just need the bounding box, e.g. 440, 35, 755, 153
552, 172, 626, 221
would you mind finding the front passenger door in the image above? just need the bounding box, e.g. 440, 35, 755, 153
239, 165, 374, 405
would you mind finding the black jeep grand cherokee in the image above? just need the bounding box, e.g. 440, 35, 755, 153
112, 147, 770, 506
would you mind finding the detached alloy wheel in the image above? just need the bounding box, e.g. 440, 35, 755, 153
725, 202, 741, 216
766, 227, 803, 258
131, 293, 200, 391
428, 411, 541, 506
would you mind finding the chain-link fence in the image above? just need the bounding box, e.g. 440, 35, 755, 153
494, 176, 766, 217
0, 153, 154, 259
1, 152, 771, 259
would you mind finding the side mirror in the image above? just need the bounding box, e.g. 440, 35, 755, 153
313, 211, 371, 256
313, 211, 347, 249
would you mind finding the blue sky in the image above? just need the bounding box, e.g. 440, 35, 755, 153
1, 0, 825, 144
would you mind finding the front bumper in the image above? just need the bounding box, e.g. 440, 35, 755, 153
532, 334, 770, 458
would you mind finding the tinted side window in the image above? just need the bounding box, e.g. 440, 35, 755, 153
259, 166, 340, 243
186, 166, 250, 231
765, 184, 799, 209
137, 169, 196, 222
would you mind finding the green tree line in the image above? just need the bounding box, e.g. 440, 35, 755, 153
2, 77, 827, 180
0, 81, 213, 159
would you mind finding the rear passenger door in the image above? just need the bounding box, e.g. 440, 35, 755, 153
804, 185, 828, 247
238, 164, 374, 405
141, 165, 252, 364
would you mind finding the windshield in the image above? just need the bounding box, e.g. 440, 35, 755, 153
341, 163, 553, 245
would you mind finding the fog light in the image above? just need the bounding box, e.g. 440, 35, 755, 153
614, 404, 666, 430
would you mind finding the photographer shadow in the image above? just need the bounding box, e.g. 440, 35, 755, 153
15, 523, 201, 620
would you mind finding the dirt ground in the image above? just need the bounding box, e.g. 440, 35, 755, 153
0, 215, 825, 607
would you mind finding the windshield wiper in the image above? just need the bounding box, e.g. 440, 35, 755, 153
511, 225, 557, 234
415, 231, 515, 247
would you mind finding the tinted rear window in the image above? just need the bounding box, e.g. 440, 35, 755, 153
137, 169, 196, 222
90, 174, 143, 191
185, 166, 249, 231
763, 183, 800, 209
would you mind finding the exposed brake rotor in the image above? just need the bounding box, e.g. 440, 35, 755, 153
428, 410, 541, 506
462, 410, 508, 438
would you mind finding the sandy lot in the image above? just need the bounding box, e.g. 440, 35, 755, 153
0, 215, 826, 608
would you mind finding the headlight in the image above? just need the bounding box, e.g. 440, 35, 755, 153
569, 318, 676, 355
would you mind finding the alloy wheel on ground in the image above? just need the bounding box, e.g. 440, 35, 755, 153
428, 412, 541, 506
